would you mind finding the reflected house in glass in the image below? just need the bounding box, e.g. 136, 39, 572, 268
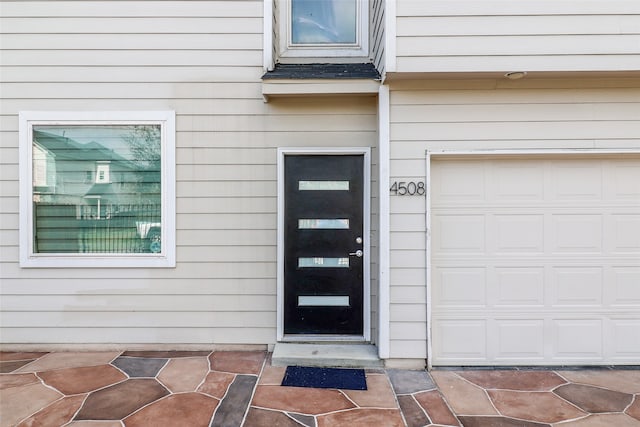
31, 128, 161, 253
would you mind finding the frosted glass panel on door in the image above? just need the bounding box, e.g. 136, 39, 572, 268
298, 296, 350, 307
299, 181, 349, 191
298, 219, 349, 229
298, 257, 349, 268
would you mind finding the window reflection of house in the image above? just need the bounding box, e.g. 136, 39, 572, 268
31, 128, 161, 253
32, 141, 56, 193
33, 130, 139, 217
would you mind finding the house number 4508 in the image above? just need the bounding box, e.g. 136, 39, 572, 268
389, 181, 425, 196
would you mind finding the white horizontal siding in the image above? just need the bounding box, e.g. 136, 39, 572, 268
395, 0, 640, 73
398, 35, 640, 57
1, 51, 261, 66
0, 1, 262, 17
0, 17, 262, 34
177, 202, 273, 218
397, 1, 640, 16
1, 34, 264, 50
178, 161, 268, 186
397, 16, 640, 37
0, 278, 276, 295
3, 295, 276, 312
396, 56, 640, 74
0, 261, 278, 280
393, 103, 640, 123
393, 121, 640, 141
1, 83, 263, 98
1, 328, 275, 345
0, 1, 378, 347
387, 78, 640, 360
2, 312, 277, 328
1, 67, 264, 83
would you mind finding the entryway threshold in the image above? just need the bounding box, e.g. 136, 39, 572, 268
272, 343, 383, 368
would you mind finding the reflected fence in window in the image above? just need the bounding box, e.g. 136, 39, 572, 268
34, 203, 161, 254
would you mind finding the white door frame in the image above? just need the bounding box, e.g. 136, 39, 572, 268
426, 148, 640, 368
277, 147, 371, 342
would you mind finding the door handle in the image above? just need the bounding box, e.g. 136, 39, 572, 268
349, 250, 363, 257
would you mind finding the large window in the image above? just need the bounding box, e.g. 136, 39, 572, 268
279, 0, 368, 59
19, 111, 175, 267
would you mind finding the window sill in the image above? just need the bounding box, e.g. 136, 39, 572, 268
20, 255, 176, 269
261, 63, 381, 101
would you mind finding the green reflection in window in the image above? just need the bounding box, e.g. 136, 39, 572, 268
32, 125, 162, 254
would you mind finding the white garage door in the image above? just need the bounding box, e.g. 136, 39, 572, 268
430, 155, 640, 366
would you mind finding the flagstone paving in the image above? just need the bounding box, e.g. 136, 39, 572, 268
1, 350, 639, 427
433, 369, 640, 427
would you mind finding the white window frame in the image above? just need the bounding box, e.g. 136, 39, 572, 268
19, 111, 176, 268
277, 0, 369, 59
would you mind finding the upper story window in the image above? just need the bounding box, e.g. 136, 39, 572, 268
278, 0, 369, 60
96, 162, 111, 183
19, 111, 175, 268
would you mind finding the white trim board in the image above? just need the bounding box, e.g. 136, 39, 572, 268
377, 86, 391, 359
263, 0, 274, 71
384, 0, 397, 73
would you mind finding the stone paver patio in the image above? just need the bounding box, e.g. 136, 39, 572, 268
1, 351, 639, 426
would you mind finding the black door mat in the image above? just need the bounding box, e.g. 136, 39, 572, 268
281, 366, 367, 390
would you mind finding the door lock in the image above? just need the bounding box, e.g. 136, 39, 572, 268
355, 237, 363, 244
349, 250, 363, 257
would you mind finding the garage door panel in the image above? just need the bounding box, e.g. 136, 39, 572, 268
551, 214, 603, 253
431, 161, 486, 202
494, 214, 545, 253
552, 266, 603, 306
434, 315, 640, 364
434, 319, 487, 361
553, 319, 603, 360
434, 267, 486, 307
494, 267, 545, 306
609, 161, 640, 199
434, 212, 629, 256
495, 320, 545, 360
492, 162, 545, 201
551, 162, 603, 200
433, 214, 485, 252
610, 214, 640, 252
431, 156, 640, 365
610, 267, 640, 305
611, 319, 640, 356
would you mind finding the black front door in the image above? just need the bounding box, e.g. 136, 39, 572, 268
284, 154, 365, 335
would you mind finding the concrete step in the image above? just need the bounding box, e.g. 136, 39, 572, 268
271, 343, 383, 368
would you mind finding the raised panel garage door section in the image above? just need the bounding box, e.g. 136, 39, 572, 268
430, 155, 640, 366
